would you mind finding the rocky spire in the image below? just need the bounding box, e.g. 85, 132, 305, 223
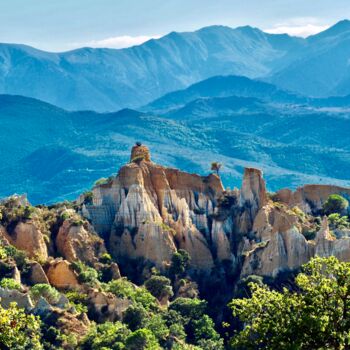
240, 168, 267, 214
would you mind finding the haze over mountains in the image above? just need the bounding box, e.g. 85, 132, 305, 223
0, 20, 350, 203
1, 73, 350, 204
1, 20, 350, 112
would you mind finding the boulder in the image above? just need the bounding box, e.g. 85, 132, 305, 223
87, 288, 132, 323
0, 287, 34, 311
46, 259, 79, 289
28, 261, 49, 285
56, 220, 106, 264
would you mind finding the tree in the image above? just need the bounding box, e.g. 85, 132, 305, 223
0, 302, 42, 350
323, 194, 349, 215
229, 256, 350, 349
145, 276, 174, 301
30, 284, 60, 305
79, 321, 130, 350
125, 328, 160, 350
123, 305, 148, 331
211, 162, 222, 176
169, 250, 191, 277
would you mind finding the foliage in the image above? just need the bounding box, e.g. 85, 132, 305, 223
169, 298, 207, 321
3, 245, 27, 269
123, 304, 148, 331
169, 249, 191, 277
65, 291, 88, 314
30, 284, 60, 305
94, 178, 109, 187
99, 252, 112, 264
192, 315, 224, 349
229, 256, 350, 349
0, 302, 42, 350
144, 275, 174, 301
0, 278, 21, 290
104, 278, 157, 310
328, 213, 350, 230
79, 321, 130, 350
71, 261, 99, 285
323, 194, 349, 215
125, 328, 160, 350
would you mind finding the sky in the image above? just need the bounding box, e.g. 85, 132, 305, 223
0, 0, 349, 52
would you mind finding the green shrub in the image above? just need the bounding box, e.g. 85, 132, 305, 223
125, 328, 160, 350
30, 284, 60, 304
94, 178, 108, 187
65, 291, 88, 314
169, 298, 207, 320
328, 213, 350, 230
323, 194, 349, 215
123, 304, 148, 331
144, 275, 173, 301
0, 278, 21, 290
71, 261, 99, 284
99, 252, 112, 264
4, 245, 27, 269
169, 249, 191, 277
0, 302, 42, 349
80, 321, 130, 350
104, 278, 157, 310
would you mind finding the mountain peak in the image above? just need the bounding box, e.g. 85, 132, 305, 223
309, 19, 350, 40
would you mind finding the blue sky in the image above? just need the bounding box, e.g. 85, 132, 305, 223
0, 0, 349, 51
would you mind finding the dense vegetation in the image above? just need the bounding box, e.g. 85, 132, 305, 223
0, 194, 349, 349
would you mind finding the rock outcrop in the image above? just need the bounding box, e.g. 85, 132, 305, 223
83, 145, 350, 278
56, 220, 106, 264
4, 222, 48, 260
84, 144, 224, 271
45, 259, 79, 289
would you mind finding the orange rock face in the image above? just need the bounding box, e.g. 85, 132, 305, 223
46, 259, 80, 289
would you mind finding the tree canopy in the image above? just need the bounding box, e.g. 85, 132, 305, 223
229, 256, 350, 349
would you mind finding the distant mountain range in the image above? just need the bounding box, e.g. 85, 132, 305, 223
1, 73, 350, 203
2, 20, 350, 111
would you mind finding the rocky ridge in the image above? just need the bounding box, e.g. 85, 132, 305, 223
82, 144, 350, 279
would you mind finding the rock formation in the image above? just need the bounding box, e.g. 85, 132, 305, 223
82, 144, 350, 279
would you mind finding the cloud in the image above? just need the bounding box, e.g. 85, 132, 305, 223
264, 24, 330, 37
82, 35, 161, 49
264, 18, 330, 37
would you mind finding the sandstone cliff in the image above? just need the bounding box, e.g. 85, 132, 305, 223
81, 144, 350, 279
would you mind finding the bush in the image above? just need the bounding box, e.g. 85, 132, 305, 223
94, 178, 109, 187
30, 284, 60, 304
65, 291, 88, 314
125, 328, 160, 350
3, 245, 27, 269
328, 213, 350, 230
123, 305, 148, 331
99, 252, 112, 264
323, 194, 349, 215
169, 298, 207, 320
0, 302, 42, 349
144, 276, 173, 301
71, 261, 99, 284
105, 278, 157, 310
0, 278, 21, 290
80, 321, 130, 350
169, 249, 191, 277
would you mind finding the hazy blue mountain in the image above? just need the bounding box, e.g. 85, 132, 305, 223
0, 26, 304, 112
270, 20, 350, 97
0, 94, 349, 204
144, 75, 306, 113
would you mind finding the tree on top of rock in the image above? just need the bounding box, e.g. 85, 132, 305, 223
323, 194, 349, 215
211, 162, 222, 176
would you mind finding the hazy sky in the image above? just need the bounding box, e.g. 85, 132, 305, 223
0, 0, 349, 51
